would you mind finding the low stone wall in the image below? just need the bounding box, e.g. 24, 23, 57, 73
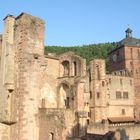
39, 108, 76, 140
109, 123, 140, 140
86, 123, 140, 140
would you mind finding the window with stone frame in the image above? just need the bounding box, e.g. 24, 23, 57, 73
116, 91, 122, 99
123, 91, 129, 99
122, 109, 126, 115
102, 81, 105, 87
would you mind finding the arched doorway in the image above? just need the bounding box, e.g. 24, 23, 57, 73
58, 83, 74, 109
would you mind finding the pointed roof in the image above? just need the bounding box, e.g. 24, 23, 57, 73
125, 27, 132, 33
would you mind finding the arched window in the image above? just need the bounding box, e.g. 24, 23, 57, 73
73, 61, 77, 76
96, 64, 100, 79
62, 61, 70, 76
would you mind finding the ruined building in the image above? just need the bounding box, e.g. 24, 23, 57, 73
0, 13, 140, 140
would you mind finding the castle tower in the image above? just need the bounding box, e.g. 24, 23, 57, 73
89, 59, 107, 123
0, 15, 15, 124
108, 28, 140, 121
12, 13, 45, 140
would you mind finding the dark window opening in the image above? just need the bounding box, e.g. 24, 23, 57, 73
96, 64, 100, 80
73, 61, 77, 76
87, 119, 89, 125
123, 92, 129, 99
62, 61, 70, 76
120, 71, 123, 75
116, 91, 122, 99
89, 70, 91, 82
122, 109, 125, 115
90, 91, 92, 99
97, 92, 100, 99
66, 97, 70, 108
102, 81, 105, 87
88, 111, 91, 117
109, 78, 111, 84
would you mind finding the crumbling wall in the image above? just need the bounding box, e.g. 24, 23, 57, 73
13, 13, 45, 140
89, 59, 107, 123
39, 109, 76, 140
39, 57, 59, 108
0, 15, 16, 138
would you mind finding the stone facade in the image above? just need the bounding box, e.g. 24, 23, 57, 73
0, 13, 140, 140
108, 39, 140, 122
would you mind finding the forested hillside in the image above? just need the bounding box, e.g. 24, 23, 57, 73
45, 42, 117, 65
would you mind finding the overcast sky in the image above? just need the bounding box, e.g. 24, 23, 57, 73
0, 0, 140, 46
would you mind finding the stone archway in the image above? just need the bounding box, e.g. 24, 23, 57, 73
58, 82, 74, 109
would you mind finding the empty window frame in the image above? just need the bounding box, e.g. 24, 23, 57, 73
116, 91, 122, 99
123, 92, 129, 99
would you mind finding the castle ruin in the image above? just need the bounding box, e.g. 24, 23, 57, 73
0, 13, 140, 140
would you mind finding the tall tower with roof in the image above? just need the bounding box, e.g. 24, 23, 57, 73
108, 28, 140, 121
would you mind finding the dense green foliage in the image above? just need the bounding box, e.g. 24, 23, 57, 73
45, 42, 117, 65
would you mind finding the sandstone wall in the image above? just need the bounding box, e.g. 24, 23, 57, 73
39, 57, 59, 108
89, 59, 107, 123
0, 35, 2, 57
39, 109, 76, 140
107, 75, 134, 118
0, 15, 15, 131
13, 13, 45, 140
0, 123, 10, 140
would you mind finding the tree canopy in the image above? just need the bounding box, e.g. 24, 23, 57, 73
45, 42, 117, 66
